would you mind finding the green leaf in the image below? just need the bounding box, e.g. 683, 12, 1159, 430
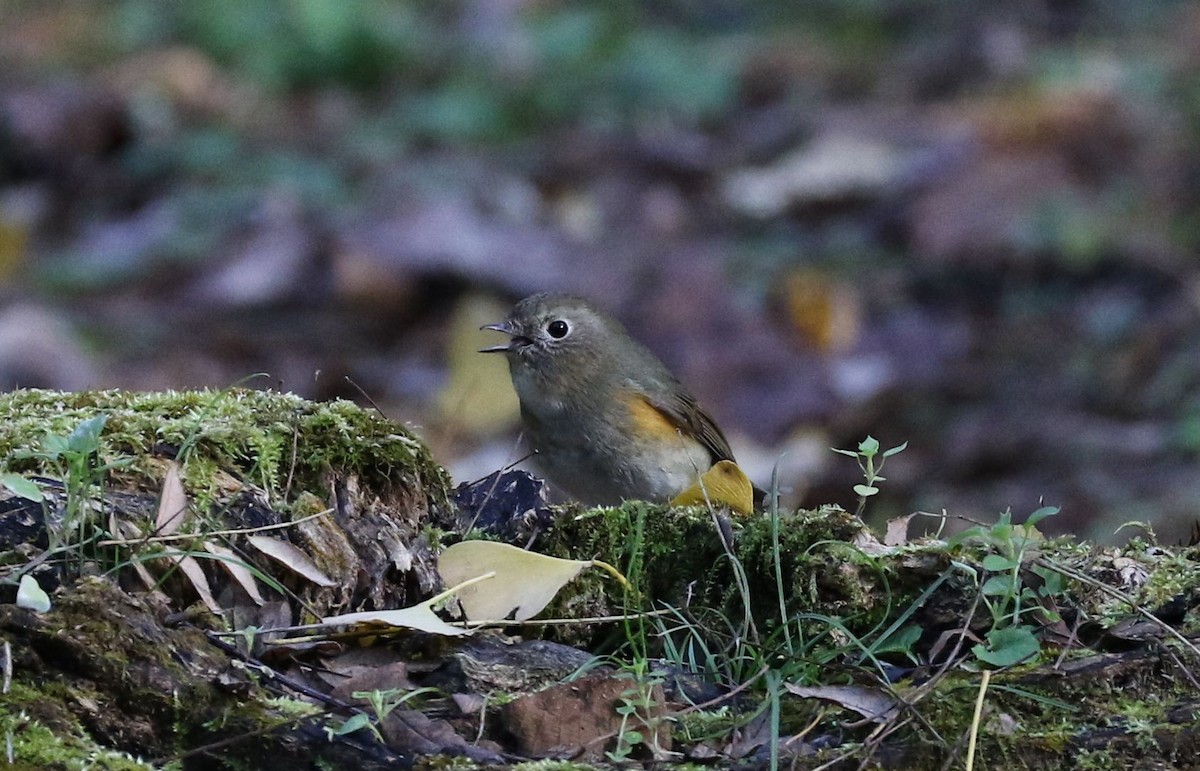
41, 434, 69, 458
989, 523, 1013, 542
66, 414, 108, 455
947, 528, 987, 549
949, 559, 980, 579
981, 574, 1015, 596
1025, 506, 1060, 527
858, 436, 880, 455
872, 624, 922, 657
329, 713, 372, 736
973, 625, 1040, 667
830, 448, 860, 458
1032, 565, 1065, 595
853, 485, 879, 497
0, 473, 42, 502
981, 554, 1017, 572
882, 441, 909, 458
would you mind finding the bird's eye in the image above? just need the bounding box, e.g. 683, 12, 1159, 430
546, 319, 570, 339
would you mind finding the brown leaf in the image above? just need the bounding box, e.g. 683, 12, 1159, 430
329, 661, 416, 705
246, 535, 336, 587
203, 541, 265, 606
112, 514, 170, 604
783, 683, 899, 724
381, 708, 504, 763
884, 513, 918, 547
164, 548, 222, 615
155, 461, 189, 536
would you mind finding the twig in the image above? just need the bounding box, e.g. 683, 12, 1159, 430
1036, 557, 1200, 661
674, 664, 770, 715
965, 669, 991, 771
96, 509, 333, 547
204, 631, 358, 710
213, 607, 675, 640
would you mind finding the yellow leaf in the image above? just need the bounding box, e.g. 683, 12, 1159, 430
321, 603, 473, 637
671, 460, 754, 515
437, 541, 603, 622
321, 573, 496, 637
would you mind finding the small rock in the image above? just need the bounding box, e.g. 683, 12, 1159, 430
502, 672, 671, 761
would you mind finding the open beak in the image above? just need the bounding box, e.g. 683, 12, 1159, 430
479, 322, 527, 353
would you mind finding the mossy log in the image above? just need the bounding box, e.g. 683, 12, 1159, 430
0, 389, 1197, 769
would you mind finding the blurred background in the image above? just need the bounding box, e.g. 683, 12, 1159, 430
1, 0, 1199, 542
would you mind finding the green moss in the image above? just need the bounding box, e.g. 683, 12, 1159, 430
0, 388, 450, 513
0, 683, 171, 771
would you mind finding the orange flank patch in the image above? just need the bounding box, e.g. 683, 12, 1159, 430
623, 393, 687, 443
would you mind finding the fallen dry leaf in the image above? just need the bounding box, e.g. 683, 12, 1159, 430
783, 683, 900, 724
163, 548, 222, 615
322, 602, 472, 637
247, 535, 336, 587
203, 541, 265, 606
155, 461, 189, 536
438, 540, 604, 622
884, 513, 918, 547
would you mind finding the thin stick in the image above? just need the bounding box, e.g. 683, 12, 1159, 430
965, 670, 991, 771
1036, 557, 1200, 660
96, 509, 333, 547
216, 607, 676, 640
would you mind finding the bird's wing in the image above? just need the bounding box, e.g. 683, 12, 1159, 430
637, 388, 736, 464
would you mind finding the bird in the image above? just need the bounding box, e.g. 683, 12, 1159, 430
480, 292, 751, 508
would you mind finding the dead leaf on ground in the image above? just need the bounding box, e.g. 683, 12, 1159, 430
884, 513, 918, 547
381, 707, 504, 763
783, 683, 900, 724
319, 574, 493, 637
247, 534, 336, 587
203, 541, 265, 606
148, 466, 222, 613
111, 513, 171, 604
155, 461, 189, 536
328, 660, 416, 705
163, 547, 222, 615
438, 540, 623, 623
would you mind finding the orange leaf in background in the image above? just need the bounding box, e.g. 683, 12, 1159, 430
782, 269, 860, 353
